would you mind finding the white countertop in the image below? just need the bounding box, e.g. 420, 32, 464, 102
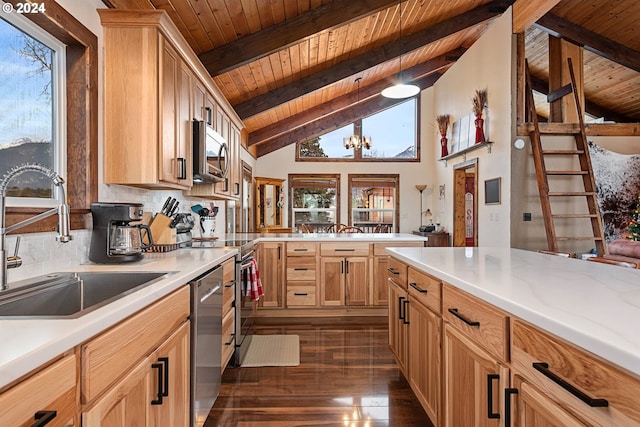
238, 232, 428, 242
386, 246, 640, 377
0, 247, 236, 389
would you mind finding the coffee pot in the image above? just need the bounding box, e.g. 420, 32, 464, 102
89, 202, 152, 263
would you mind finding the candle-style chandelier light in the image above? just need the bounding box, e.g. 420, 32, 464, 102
344, 77, 372, 150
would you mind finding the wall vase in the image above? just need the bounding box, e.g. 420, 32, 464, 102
440, 135, 449, 157
474, 114, 485, 144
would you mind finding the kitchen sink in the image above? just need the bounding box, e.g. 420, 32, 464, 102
0, 271, 173, 318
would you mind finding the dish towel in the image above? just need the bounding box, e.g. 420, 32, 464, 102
245, 258, 264, 301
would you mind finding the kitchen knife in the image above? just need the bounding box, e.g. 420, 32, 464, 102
161, 197, 172, 215
165, 198, 176, 215
169, 200, 180, 216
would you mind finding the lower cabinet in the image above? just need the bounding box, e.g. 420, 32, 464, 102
256, 242, 284, 308
221, 257, 236, 371
0, 353, 77, 427
388, 277, 408, 374
320, 256, 368, 306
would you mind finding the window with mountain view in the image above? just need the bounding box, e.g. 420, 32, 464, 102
0, 13, 65, 206
297, 98, 418, 161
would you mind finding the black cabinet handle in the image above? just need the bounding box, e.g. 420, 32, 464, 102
335, 248, 355, 252
31, 411, 56, 427
234, 182, 240, 195
532, 362, 609, 407
504, 388, 518, 427
341, 260, 344, 274
294, 268, 308, 271
177, 157, 187, 180
224, 281, 235, 288
402, 300, 410, 324
294, 292, 308, 296
205, 106, 212, 125
225, 334, 235, 346
159, 357, 169, 398
151, 361, 164, 405
448, 308, 480, 327
387, 267, 400, 275
345, 260, 349, 274
398, 296, 405, 321
487, 374, 500, 419
409, 282, 428, 293
293, 248, 308, 251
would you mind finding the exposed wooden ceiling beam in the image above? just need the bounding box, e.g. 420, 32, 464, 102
102, 0, 154, 9
530, 75, 635, 123
198, 0, 399, 76
512, 0, 561, 33
234, 0, 514, 120
255, 73, 442, 158
535, 13, 640, 72
248, 49, 464, 146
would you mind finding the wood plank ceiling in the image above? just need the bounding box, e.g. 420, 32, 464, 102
105, 0, 640, 157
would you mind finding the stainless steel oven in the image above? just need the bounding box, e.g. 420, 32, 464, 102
190, 265, 223, 427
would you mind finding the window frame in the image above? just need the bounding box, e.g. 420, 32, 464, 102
348, 174, 400, 233
4, 0, 98, 233
288, 174, 341, 232
295, 97, 421, 162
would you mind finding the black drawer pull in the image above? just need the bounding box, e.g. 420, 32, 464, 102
387, 267, 400, 275
31, 411, 56, 427
409, 282, 428, 293
402, 300, 410, 324
398, 296, 405, 321
504, 388, 518, 427
335, 248, 355, 252
177, 157, 187, 180
293, 248, 308, 251
224, 281, 235, 288
151, 361, 164, 405
294, 292, 308, 296
487, 374, 500, 419
448, 308, 480, 326
532, 362, 609, 407
225, 334, 235, 346
293, 268, 308, 271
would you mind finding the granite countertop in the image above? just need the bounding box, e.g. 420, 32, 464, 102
0, 247, 236, 389
386, 246, 640, 377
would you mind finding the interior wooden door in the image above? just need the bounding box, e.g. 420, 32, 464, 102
453, 160, 478, 247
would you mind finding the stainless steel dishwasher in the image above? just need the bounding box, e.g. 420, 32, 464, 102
190, 265, 223, 427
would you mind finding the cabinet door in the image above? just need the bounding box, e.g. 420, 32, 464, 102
215, 112, 232, 196
344, 257, 368, 306
149, 322, 190, 427
371, 256, 389, 306
409, 299, 441, 426
257, 242, 284, 308
320, 257, 345, 306
176, 60, 192, 184
443, 324, 509, 427
388, 280, 408, 373
510, 375, 591, 427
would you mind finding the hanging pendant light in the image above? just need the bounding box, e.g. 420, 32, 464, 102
344, 77, 372, 150
381, 0, 420, 99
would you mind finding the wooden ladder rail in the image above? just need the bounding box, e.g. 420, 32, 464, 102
524, 58, 606, 255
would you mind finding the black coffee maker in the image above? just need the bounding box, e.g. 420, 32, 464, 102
89, 202, 152, 263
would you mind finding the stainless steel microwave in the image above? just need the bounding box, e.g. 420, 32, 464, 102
192, 119, 228, 184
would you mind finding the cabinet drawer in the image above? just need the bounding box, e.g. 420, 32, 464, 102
81, 285, 190, 403
373, 241, 423, 256
223, 259, 235, 314
287, 285, 317, 306
287, 256, 316, 281
222, 309, 235, 371
320, 242, 369, 257
407, 267, 441, 314
0, 353, 76, 427
387, 257, 409, 289
512, 319, 640, 425
442, 284, 508, 361
287, 242, 317, 256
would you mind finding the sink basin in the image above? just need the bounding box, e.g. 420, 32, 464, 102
0, 271, 173, 318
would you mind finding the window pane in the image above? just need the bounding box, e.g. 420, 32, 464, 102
299, 124, 354, 159
290, 175, 339, 231
350, 175, 397, 232
362, 99, 416, 159
0, 17, 55, 198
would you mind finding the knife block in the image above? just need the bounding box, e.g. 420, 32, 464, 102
149, 213, 175, 245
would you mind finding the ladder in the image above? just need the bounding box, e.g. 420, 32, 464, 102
524, 58, 606, 256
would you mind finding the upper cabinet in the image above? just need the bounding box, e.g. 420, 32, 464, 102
99, 10, 244, 196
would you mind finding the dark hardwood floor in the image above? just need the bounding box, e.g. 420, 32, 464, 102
205, 317, 433, 427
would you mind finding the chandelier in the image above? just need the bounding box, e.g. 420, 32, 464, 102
344, 78, 372, 150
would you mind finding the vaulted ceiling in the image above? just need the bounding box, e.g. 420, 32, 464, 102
104, 0, 640, 157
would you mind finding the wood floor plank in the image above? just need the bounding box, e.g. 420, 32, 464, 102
205, 319, 433, 426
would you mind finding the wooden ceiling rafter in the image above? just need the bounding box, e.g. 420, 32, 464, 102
248, 48, 465, 146
255, 72, 443, 157
233, 0, 515, 120
198, 0, 400, 76
535, 13, 640, 73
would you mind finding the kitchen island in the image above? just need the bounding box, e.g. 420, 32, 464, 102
386, 246, 640, 426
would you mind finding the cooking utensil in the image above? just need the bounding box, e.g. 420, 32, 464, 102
161, 197, 172, 215
165, 198, 177, 215
213, 206, 219, 216
200, 207, 210, 216
191, 204, 203, 215
169, 200, 179, 216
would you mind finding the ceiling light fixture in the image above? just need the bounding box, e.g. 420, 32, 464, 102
381, 0, 420, 99
344, 77, 372, 150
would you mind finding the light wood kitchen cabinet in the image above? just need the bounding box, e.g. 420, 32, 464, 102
371, 242, 423, 306
388, 268, 409, 374
256, 242, 284, 308
406, 267, 442, 426
0, 353, 77, 427
81, 286, 190, 427
286, 242, 318, 307
99, 11, 192, 190
508, 319, 640, 427
221, 257, 236, 371
320, 242, 369, 306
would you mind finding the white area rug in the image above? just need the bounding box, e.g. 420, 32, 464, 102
241, 335, 300, 367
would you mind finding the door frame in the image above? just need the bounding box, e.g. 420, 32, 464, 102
453, 158, 478, 246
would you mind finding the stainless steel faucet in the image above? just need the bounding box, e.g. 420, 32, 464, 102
0, 163, 73, 290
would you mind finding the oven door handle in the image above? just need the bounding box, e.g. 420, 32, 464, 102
200, 284, 221, 303
240, 258, 255, 270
